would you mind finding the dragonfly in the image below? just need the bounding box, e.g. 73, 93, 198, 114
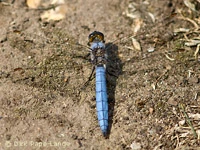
78, 31, 130, 137
86, 31, 109, 137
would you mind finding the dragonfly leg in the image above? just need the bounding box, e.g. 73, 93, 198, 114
74, 52, 90, 61
83, 53, 90, 60
81, 66, 95, 89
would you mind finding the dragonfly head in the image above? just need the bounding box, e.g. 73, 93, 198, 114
88, 31, 105, 46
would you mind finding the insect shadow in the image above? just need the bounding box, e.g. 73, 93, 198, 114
105, 42, 122, 138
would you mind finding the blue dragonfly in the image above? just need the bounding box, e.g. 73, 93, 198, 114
83, 31, 129, 137
86, 31, 109, 137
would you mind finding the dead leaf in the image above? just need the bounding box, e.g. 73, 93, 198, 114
149, 108, 154, 114
148, 12, 155, 23
39, 0, 69, 21
41, 4, 68, 21
179, 120, 186, 125
185, 39, 200, 46
184, 0, 196, 11
167, 97, 178, 106
27, 0, 41, 9
130, 141, 141, 150
174, 28, 190, 33
131, 37, 141, 51
132, 18, 143, 34
188, 113, 200, 120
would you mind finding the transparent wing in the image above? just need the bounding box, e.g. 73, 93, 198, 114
5, 29, 94, 102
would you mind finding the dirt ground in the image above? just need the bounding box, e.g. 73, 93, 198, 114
0, 0, 200, 149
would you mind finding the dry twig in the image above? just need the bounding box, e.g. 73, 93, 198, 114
179, 104, 198, 139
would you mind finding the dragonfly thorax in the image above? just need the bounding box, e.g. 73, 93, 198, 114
90, 42, 107, 66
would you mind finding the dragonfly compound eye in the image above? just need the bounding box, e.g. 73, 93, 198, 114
88, 31, 105, 43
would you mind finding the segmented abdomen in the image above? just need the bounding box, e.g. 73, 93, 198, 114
95, 66, 108, 136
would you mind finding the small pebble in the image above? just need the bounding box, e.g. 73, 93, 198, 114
147, 47, 155, 53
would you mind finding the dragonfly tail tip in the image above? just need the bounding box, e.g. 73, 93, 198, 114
102, 131, 108, 138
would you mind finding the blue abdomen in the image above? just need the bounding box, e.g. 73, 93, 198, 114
95, 66, 108, 136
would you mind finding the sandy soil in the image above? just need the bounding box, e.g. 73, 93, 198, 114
0, 0, 200, 149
